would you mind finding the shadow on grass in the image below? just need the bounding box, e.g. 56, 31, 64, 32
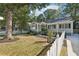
0, 37, 19, 43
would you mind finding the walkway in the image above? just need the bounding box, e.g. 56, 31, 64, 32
67, 34, 79, 56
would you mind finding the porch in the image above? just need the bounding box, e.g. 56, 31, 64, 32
30, 20, 74, 34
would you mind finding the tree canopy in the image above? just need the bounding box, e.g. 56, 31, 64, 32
44, 9, 58, 20
63, 3, 79, 20
37, 14, 46, 22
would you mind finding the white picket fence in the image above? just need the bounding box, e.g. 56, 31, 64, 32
47, 31, 65, 56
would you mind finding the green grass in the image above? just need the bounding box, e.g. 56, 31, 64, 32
0, 35, 47, 56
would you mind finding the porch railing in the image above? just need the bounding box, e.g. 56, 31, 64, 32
74, 29, 79, 33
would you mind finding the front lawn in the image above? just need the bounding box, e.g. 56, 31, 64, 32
0, 35, 47, 56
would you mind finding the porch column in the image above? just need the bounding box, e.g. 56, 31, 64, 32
39, 24, 41, 32
36, 23, 39, 32
71, 22, 73, 33
37, 23, 42, 32
47, 24, 49, 30
50, 25, 52, 30
51, 24, 52, 30
56, 24, 59, 33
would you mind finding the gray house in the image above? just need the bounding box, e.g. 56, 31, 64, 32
29, 17, 76, 34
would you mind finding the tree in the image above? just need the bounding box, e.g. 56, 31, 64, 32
29, 10, 37, 22
14, 4, 49, 32
13, 5, 30, 33
37, 14, 45, 22
63, 3, 79, 29
0, 4, 27, 40
64, 3, 79, 20
47, 30, 53, 43
29, 3, 49, 22
0, 19, 6, 31
0, 3, 49, 40
44, 9, 58, 20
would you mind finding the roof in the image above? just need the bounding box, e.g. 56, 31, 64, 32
45, 17, 72, 23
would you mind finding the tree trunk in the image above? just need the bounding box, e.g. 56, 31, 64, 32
3, 10, 13, 40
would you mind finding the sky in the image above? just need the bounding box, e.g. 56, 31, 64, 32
35, 4, 59, 16
0, 16, 4, 20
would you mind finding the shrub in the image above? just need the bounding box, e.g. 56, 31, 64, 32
40, 27, 48, 35
47, 30, 53, 43
26, 30, 39, 35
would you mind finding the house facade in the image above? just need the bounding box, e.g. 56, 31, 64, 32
29, 17, 74, 34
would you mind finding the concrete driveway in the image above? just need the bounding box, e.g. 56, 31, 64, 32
67, 34, 79, 56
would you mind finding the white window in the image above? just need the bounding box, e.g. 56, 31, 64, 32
52, 25, 56, 29
65, 23, 71, 29
59, 24, 64, 29
48, 25, 52, 29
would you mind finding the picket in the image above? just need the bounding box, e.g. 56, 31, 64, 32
47, 31, 65, 56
